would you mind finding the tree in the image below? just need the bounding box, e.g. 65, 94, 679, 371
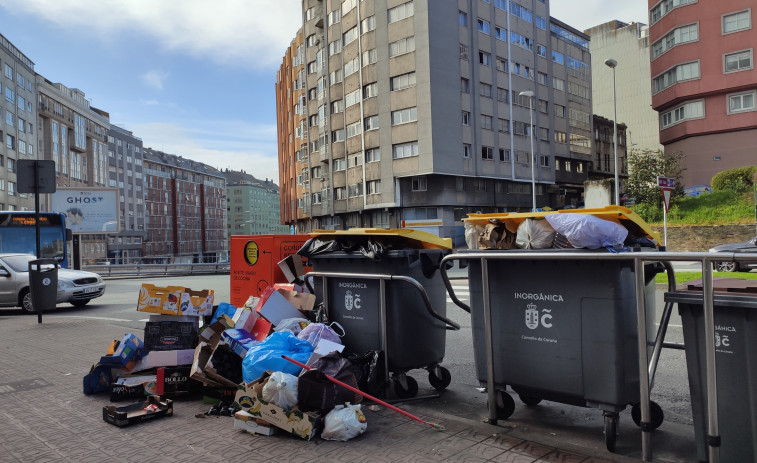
626, 148, 686, 207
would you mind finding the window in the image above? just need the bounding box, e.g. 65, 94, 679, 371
5, 87, 14, 102
332, 129, 345, 142
496, 57, 508, 72
390, 72, 416, 91
460, 44, 469, 60
393, 142, 418, 159
363, 82, 378, 98
361, 15, 376, 33
364, 115, 379, 130
509, 2, 533, 22
554, 131, 567, 143
17, 95, 25, 111
330, 69, 343, 85
554, 104, 566, 117
331, 99, 344, 114
462, 111, 470, 125
660, 100, 704, 127
3, 64, 12, 79
481, 146, 494, 160
391, 107, 417, 125
463, 144, 471, 158
328, 9, 341, 26
479, 51, 491, 66
552, 51, 564, 65
480, 83, 492, 98
461, 78, 470, 93
496, 87, 508, 102
481, 115, 493, 130
328, 39, 342, 56
362, 49, 377, 66
553, 77, 565, 91
5, 112, 13, 127
456, 178, 466, 191
366, 180, 381, 195
499, 148, 511, 162
537, 72, 548, 85
495, 26, 507, 41
411, 176, 427, 191
306, 34, 318, 47
538, 99, 548, 113
473, 179, 487, 192
348, 154, 363, 168
651, 23, 699, 59
346, 120, 362, 138
651, 0, 695, 25
477, 19, 490, 34
537, 44, 547, 58
311, 166, 322, 178
7, 158, 15, 173
459, 11, 468, 27
536, 16, 547, 30
652, 61, 700, 93
312, 192, 322, 204
389, 36, 415, 57
335, 187, 347, 200
334, 158, 346, 171
540, 155, 549, 167
18, 140, 26, 155
723, 10, 751, 34
344, 57, 360, 76
539, 127, 549, 140
511, 31, 533, 50
724, 50, 753, 73
345, 89, 360, 107
365, 148, 380, 162
728, 92, 755, 114
388, 1, 414, 23
342, 0, 357, 14
498, 118, 509, 133
8, 182, 15, 196
348, 183, 363, 197
343, 27, 358, 46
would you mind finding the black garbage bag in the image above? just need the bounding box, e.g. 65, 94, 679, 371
297, 238, 341, 257
298, 352, 362, 414
358, 239, 386, 261
345, 350, 386, 397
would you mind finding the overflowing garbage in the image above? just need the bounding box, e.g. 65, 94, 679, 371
83, 254, 405, 441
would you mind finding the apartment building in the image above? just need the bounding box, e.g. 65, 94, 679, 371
224, 169, 289, 235
649, 0, 757, 187
278, 0, 592, 243
591, 115, 628, 198
0, 33, 36, 211
586, 20, 662, 153
143, 148, 227, 263
105, 126, 145, 263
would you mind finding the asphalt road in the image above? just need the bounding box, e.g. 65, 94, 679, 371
8, 272, 699, 461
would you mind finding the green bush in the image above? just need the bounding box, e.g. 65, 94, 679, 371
711, 166, 757, 192
632, 202, 663, 223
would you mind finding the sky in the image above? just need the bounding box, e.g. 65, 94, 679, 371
0, 0, 648, 185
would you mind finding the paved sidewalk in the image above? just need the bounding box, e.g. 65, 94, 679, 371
0, 316, 639, 463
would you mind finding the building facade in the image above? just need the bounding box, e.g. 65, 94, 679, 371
648, 0, 757, 187
0, 33, 37, 211
586, 20, 662, 153
277, 1, 593, 243
143, 148, 227, 263
591, 115, 628, 201
224, 170, 289, 235
105, 126, 145, 263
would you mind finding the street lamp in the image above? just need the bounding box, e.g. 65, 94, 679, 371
605, 58, 619, 205
519, 90, 536, 211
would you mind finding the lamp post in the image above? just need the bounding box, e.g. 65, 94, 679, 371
519, 90, 536, 211
604, 58, 619, 205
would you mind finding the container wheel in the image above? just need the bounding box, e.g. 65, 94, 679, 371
393, 375, 418, 399
604, 412, 618, 452
490, 390, 515, 420
631, 401, 664, 430
427, 366, 452, 390
518, 394, 542, 406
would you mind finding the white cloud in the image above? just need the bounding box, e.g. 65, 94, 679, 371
141, 70, 168, 90
131, 121, 281, 184
0, 0, 302, 70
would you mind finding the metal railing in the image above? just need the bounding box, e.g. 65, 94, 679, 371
441, 250, 757, 463
82, 261, 230, 277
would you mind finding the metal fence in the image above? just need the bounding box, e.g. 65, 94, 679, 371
82, 261, 230, 277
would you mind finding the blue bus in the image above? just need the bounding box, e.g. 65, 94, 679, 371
0, 212, 71, 268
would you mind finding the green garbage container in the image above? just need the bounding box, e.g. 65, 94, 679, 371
28, 258, 58, 312
665, 278, 757, 463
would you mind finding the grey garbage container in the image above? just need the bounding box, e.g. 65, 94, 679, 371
28, 258, 58, 311
665, 279, 757, 463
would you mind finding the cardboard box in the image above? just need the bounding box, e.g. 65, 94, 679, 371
110, 374, 158, 402
125, 349, 195, 374
249, 317, 273, 341
83, 363, 114, 395
156, 366, 197, 397
137, 284, 184, 315
233, 372, 321, 440
277, 254, 305, 284
234, 410, 276, 436
99, 333, 145, 369
144, 320, 199, 351
279, 290, 316, 313
222, 329, 260, 358
102, 396, 173, 427
202, 384, 238, 404
255, 287, 305, 326
190, 343, 239, 388
234, 307, 258, 334
199, 320, 228, 346
179, 288, 214, 316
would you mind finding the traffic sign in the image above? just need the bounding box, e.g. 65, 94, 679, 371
657, 176, 675, 189
661, 188, 672, 213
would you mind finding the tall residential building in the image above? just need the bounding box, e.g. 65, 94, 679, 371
586, 20, 662, 153
223, 170, 289, 235
143, 148, 227, 263
105, 126, 145, 263
648, 0, 757, 187
37, 79, 110, 264
591, 115, 628, 195
277, 1, 592, 243
0, 33, 37, 211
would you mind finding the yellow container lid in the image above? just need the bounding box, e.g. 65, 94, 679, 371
463, 205, 660, 244
310, 228, 452, 250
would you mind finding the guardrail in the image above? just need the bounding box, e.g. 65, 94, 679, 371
82, 262, 230, 277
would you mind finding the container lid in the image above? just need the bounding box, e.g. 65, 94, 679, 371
681, 277, 757, 294
309, 228, 452, 250
665, 278, 757, 308
463, 205, 660, 244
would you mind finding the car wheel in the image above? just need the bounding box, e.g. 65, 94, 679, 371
20, 289, 34, 313
716, 261, 738, 272
72, 299, 90, 308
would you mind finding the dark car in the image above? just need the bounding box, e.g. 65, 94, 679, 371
709, 236, 757, 272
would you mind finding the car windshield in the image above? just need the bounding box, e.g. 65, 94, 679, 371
2, 255, 36, 273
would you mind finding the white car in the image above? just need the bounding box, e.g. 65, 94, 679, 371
0, 253, 106, 312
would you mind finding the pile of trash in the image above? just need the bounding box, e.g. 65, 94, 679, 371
84, 280, 382, 441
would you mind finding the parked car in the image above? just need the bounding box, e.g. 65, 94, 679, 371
709, 236, 757, 272
0, 253, 106, 312
683, 184, 712, 197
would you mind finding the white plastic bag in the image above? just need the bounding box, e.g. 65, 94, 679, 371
464, 221, 484, 249
274, 317, 310, 335
516, 218, 556, 249
261, 371, 299, 409
545, 213, 628, 249
321, 403, 367, 441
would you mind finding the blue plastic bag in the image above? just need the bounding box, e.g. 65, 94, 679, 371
211, 302, 237, 324
242, 331, 314, 383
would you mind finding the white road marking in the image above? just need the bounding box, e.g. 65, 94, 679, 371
47, 315, 132, 322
